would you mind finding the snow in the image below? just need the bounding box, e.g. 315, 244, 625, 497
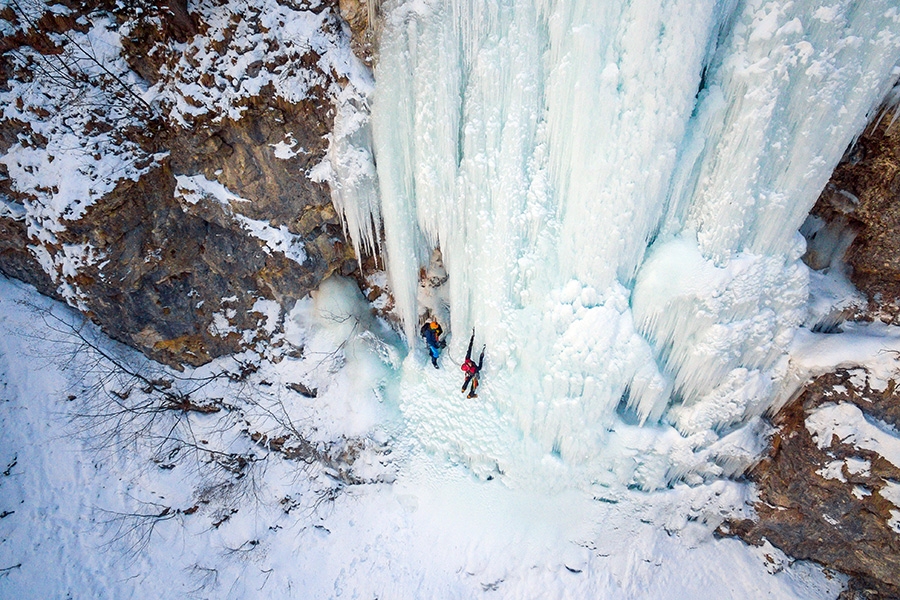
775, 322, 900, 412
806, 403, 900, 469
208, 309, 239, 337
817, 458, 870, 483
176, 173, 250, 206
882, 482, 900, 533
843, 457, 871, 477
0, 198, 25, 221
852, 485, 872, 500
882, 482, 900, 507
818, 460, 848, 482
0, 276, 848, 598
271, 135, 302, 159
151, 0, 368, 125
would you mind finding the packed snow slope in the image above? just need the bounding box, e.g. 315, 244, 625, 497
0, 275, 860, 599
330, 0, 900, 488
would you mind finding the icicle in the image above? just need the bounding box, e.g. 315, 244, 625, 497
325, 85, 382, 261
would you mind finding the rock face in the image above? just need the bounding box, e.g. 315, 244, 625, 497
727, 368, 900, 598
338, 0, 378, 66
803, 108, 900, 324
0, 0, 362, 366
735, 105, 900, 599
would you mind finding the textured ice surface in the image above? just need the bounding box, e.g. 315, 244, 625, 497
335, 0, 900, 488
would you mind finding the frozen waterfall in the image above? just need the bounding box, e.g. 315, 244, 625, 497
331, 0, 900, 489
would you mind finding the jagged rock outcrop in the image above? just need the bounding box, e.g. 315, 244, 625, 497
726, 368, 900, 598
0, 0, 362, 366
736, 103, 900, 599
338, 0, 378, 66
803, 107, 900, 325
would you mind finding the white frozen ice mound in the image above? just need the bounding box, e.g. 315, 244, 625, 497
633, 235, 808, 435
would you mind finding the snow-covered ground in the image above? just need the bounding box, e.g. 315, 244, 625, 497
9, 272, 900, 599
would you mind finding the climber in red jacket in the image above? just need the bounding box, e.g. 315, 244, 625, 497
460, 329, 485, 398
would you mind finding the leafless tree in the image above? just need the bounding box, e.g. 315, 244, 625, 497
5, 0, 158, 121
15, 298, 391, 558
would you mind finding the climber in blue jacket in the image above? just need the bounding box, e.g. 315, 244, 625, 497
420, 318, 446, 368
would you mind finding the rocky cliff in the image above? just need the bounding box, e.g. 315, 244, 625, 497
727, 367, 900, 599
0, 0, 365, 366
732, 106, 900, 599
803, 107, 900, 325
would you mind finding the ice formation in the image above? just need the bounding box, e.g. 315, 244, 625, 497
333, 0, 900, 488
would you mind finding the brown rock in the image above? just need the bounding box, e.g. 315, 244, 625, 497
338, 0, 378, 66
726, 369, 900, 598
804, 109, 900, 325
0, 1, 364, 367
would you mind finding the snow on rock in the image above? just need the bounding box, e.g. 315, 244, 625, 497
730, 366, 900, 595
806, 402, 900, 469
882, 481, 900, 533
0, 8, 157, 302
0, 0, 374, 365
175, 174, 308, 264
817, 457, 871, 483
151, 0, 369, 126
270, 135, 302, 159
775, 321, 900, 413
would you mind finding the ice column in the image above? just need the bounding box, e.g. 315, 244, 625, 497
351, 0, 900, 484
369, 0, 726, 459
633, 0, 900, 435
